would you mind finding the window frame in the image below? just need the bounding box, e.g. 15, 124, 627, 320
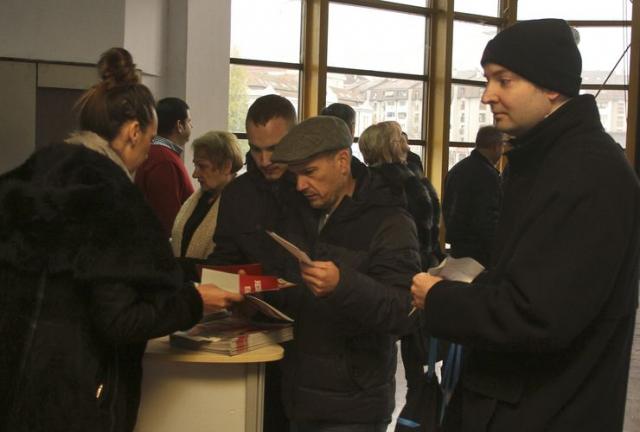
228, 0, 640, 184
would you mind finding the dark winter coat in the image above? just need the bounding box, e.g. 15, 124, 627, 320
271, 158, 421, 423
370, 163, 445, 389
0, 142, 203, 432
425, 95, 640, 432
206, 154, 296, 273
443, 149, 502, 268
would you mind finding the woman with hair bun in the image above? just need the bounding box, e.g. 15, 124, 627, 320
0, 47, 242, 432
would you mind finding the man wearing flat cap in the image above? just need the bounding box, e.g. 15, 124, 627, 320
267, 115, 421, 431
412, 19, 640, 431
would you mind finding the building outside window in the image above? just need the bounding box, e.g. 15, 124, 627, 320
228, 0, 303, 154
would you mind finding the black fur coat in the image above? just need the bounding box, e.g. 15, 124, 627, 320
0, 140, 202, 432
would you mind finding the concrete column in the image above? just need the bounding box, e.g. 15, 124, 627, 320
163, 0, 232, 185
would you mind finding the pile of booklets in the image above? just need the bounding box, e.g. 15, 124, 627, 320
170, 311, 293, 356
170, 264, 295, 356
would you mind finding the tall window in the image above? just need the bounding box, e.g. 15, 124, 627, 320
227, 0, 639, 187
228, 0, 303, 153
518, 0, 632, 147
326, 1, 430, 160
449, 1, 500, 170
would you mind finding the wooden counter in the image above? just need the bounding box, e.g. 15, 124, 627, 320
135, 337, 284, 432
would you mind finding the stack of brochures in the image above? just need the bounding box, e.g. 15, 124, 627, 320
170, 313, 293, 356
171, 263, 295, 355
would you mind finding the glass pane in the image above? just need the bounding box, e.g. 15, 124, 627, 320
452, 21, 497, 80
576, 27, 630, 86
409, 145, 424, 157
326, 73, 424, 139
454, 0, 499, 17
328, 3, 426, 75
450, 84, 492, 143
228, 64, 300, 133
581, 89, 628, 148
351, 143, 364, 163
448, 147, 473, 171
518, 0, 631, 20
230, 0, 302, 63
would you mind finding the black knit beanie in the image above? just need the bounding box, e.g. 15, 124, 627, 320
481, 19, 582, 97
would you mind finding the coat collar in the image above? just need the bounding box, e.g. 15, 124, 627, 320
506, 94, 603, 173
65, 131, 133, 181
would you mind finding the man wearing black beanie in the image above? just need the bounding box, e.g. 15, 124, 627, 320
411, 19, 640, 432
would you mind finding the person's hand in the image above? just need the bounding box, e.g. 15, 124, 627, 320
196, 283, 244, 313
411, 273, 443, 310
300, 260, 340, 297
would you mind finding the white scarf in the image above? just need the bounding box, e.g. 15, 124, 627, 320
170, 189, 220, 259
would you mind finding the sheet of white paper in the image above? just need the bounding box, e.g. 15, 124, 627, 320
427, 256, 485, 283
201, 269, 239, 293
267, 231, 313, 265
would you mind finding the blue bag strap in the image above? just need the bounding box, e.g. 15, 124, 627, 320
439, 343, 463, 424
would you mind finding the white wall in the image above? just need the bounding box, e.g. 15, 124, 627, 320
164, 0, 189, 98
0, 0, 232, 176
0, 0, 125, 63
185, 0, 231, 132
164, 0, 232, 185
0, 61, 36, 174
124, 0, 167, 76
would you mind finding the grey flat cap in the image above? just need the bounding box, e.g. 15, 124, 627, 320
271, 115, 352, 164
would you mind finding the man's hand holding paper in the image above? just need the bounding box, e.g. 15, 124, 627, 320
411, 257, 485, 311
300, 260, 340, 297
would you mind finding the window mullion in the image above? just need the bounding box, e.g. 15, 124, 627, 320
302, 0, 329, 119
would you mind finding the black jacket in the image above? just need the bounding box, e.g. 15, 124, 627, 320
0, 143, 203, 432
426, 95, 640, 432
207, 155, 295, 273
272, 158, 421, 423
443, 149, 502, 267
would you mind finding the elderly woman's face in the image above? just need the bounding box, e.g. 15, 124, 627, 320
192, 150, 231, 192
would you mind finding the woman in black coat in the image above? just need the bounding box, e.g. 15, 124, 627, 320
359, 121, 444, 405
0, 48, 242, 432
359, 121, 442, 269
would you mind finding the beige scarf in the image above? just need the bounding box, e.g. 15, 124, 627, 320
65, 131, 133, 181
171, 189, 220, 259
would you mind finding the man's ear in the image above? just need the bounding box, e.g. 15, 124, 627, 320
336, 148, 351, 173
545, 89, 565, 104
175, 119, 184, 134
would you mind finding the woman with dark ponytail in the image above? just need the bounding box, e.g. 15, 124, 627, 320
0, 48, 242, 432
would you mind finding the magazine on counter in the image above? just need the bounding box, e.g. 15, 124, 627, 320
170, 312, 293, 356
